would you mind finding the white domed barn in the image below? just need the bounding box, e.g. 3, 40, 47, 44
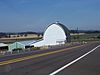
31, 22, 70, 47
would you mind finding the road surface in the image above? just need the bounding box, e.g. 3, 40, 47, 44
0, 42, 100, 75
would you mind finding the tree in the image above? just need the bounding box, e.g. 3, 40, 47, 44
97, 35, 100, 39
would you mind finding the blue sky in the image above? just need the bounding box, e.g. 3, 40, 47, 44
0, 0, 100, 32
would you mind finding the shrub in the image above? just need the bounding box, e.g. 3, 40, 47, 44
12, 48, 23, 51
97, 35, 100, 39
31, 47, 40, 50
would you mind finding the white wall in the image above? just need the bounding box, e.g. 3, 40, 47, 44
31, 24, 66, 47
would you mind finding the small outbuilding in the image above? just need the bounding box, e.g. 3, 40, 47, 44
8, 42, 25, 52
0, 43, 8, 47
8, 40, 36, 51
31, 22, 70, 47
0, 43, 8, 50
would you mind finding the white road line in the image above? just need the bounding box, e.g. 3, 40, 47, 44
49, 45, 100, 75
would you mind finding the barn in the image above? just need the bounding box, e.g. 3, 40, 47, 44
31, 22, 70, 47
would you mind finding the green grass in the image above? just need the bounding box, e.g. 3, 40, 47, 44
71, 33, 100, 42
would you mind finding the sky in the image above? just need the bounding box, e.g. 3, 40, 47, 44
0, 0, 100, 32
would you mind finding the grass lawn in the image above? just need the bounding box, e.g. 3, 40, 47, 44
71, 33, 100, 42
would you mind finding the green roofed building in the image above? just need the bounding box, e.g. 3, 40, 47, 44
8, 40, 36, 51
8, 42, 25, 52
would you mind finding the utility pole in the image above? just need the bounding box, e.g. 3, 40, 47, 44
77, 27, 79, 42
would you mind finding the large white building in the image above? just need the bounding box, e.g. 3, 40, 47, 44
31, 22, 70, 47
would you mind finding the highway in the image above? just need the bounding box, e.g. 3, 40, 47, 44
0, 42, 100, 75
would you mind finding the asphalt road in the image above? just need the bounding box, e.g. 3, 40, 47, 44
0, 42, 100, 75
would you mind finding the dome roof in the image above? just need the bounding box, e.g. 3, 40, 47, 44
53, 22, 70, 36
31, 22, 71, 47
44, 22, 71, 42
